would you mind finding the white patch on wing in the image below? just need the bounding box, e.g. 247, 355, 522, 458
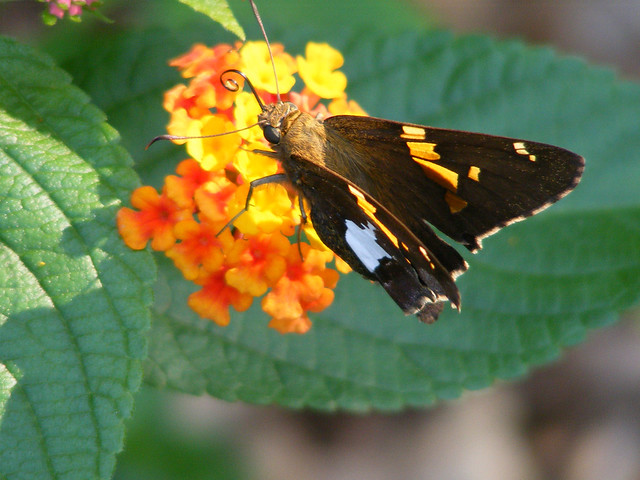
344, 220, 391, 273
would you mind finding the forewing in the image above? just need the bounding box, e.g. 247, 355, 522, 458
325, 115, 584, 252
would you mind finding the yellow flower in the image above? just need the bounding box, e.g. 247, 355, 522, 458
329, 95, 367, 116
234, 91, 266, 143
240, 41, 296, 94
297, 42, 347, 99
226, 183, 296, 237
186, 114, 241, 171
233, 147, 279, 182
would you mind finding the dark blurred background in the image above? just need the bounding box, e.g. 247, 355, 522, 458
2, 1, 639, 479
417, 0, 640, 78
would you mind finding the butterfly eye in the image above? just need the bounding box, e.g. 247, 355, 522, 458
264, 125, 281, 144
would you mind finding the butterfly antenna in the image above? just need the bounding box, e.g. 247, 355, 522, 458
221, 68, 266, 112
145, 122, 261, 149
248, 0, 281, 102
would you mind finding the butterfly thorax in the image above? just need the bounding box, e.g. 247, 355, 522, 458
259, 103, 333, 182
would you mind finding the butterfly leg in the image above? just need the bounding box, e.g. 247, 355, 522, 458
250, 148, 279, 158
295, 195, 308, 259
216, 173, 289, 236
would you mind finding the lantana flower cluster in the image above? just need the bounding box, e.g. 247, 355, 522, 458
118, 41, 366, 334
40, 0, 101, 24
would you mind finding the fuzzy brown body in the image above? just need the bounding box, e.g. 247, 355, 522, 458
256, 101, 584, 322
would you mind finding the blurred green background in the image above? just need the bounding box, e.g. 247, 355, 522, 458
1, 0, 639, 479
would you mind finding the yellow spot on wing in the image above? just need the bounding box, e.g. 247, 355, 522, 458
401, 125, 426, 140
413, 158, 459, 192
348, 184, 365, 199
407, 142, 440, 161
468, 166, 480, 181
374, 218, 399, 248
347, 185, 398, 247
419, 246, 436, 270
348, 185, 375, 214
445, 191, 468, 214
513, 141, 536, 162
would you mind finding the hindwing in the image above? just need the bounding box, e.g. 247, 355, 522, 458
291, 157, 468, 323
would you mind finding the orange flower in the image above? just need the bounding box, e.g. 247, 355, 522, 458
188, 268, 253, 327
262, 244, 339, 334
169, 43, 215, 76
164, 84, 210, 121
165, 159, 220, 210
225, 232, 290, 297
288, 90, 329, 118
170, 44, 243, 113
117, 186, 190, 251
166, 219, 233, 280
193, 172, 238, 223
118, 40, 364, 333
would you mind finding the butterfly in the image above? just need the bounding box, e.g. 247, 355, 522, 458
158, 1, 584, 323
246, 98, 584, 322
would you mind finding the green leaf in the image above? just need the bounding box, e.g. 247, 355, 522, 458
63, 27, 640, 411
177, 0, 245, 40
60, 27, 218, 188
0, 36, 155, 479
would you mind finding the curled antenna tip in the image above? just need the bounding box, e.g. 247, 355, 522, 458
145, 135, 175, 150
221, 69, 266, 111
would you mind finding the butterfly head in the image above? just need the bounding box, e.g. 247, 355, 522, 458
258, 101, 299, 144
220, 68, 299, 145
